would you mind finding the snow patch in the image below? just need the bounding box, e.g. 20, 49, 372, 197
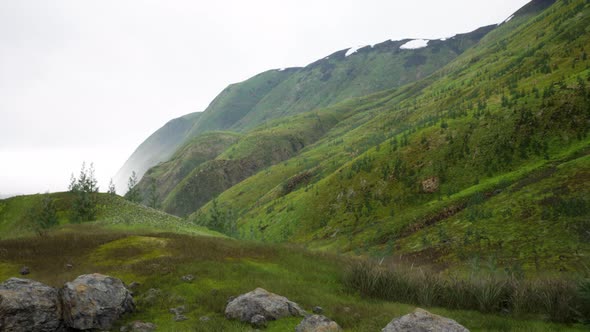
400, 39, 429, 50
504, 15, 514, 23
345, 45, 367, 57
278, 68, 286, 71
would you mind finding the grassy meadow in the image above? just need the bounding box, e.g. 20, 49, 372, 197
0, 228, 588, 331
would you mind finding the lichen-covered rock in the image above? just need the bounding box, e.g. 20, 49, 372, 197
0, 278, 63, 332
61, 273, 135, 330
382, 308, 469, 332
225, 288, 305, 323
295, 315, 342, 332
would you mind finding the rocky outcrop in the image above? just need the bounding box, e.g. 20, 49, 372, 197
61, 273, 135, 330
0, 278, 63, 332
382, 308, 469, 332
225, 288, 305, 323
421, 176, 440, 193
295, 315, 342, 332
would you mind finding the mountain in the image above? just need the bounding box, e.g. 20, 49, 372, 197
114, 0, 590, 275
184, 0, 590, 273
113, 112, 203, 192
116, 25, 496, 193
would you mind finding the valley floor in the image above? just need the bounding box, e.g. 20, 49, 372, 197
0, 226, 587, 331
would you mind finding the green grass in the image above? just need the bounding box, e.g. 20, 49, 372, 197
0, 229, 587, 331
0, 192, 222, 239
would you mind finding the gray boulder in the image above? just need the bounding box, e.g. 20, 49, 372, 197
312, 306, 323, 314
0, 278, 63, 332
128, 320, 157, 332
250, 314, 267, 328
295, 315, 342, 332
225, 288, 305, 323
382, 308, 469, 332
19, 266, 30, 275
61, 273, 135, 330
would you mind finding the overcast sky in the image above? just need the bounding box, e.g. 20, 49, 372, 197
0, 0, 530, 195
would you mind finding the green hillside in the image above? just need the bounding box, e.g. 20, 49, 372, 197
0, 192, 221, 239
113, 112, 203, 192
121, 25, 496, 197
185, 0, 590, 275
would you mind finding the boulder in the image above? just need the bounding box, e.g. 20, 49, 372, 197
19, 266, 30, 275
0, 278, 63, 332
61, 273, 135, 330
382, 308, 469, 332
312, 306, 324, 314
130, 320, 157, 332
180, 274, 195, 282
170, 306, 188, 322
295, 315, 342, 332
421, 177, 440, 193
250, 314, 267, 328
225, 288, 305, 323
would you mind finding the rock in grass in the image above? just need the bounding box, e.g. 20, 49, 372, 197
19, 266, 30, 275
225, 288, 305, 323
382, 308, 469, 332
170, 305, 188, 321
250, 314, 267, 328
295, 314, 342, 332
312, 306, 324, 314
127, 281, 141, 289
126, 320, 157, 332
61, 273, 135, 330
181, 274, 195, 282
0, 278, 64, 332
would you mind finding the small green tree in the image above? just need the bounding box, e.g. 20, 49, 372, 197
28, 195, 58, 236
107, 179, 117, 195
147, 178, 159, 208
125, 171, 141, 203
70, 162, 99, 222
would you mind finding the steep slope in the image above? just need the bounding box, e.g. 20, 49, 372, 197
113, 112, 202, 192
133, 131, 241, 208
119, 26, 496, 192
114, 69, 296, 190
233, 25, 495, 131
190, 0, 590, 273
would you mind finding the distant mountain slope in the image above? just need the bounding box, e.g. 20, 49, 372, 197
232, 25, 496, 131
113, 112, 203, 192
187, 0, 590, 273
117, 25, 496, 191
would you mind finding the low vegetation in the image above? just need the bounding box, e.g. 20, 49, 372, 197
0, 229, 588, 331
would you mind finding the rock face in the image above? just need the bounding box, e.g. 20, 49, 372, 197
295, 315, 342, 332
0, 278, 63, 332
61, 273, 135, 330
421, 177, 440, 193
382, 308, 469, 332
225, 288, 305, 323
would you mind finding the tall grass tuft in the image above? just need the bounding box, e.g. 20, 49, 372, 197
342, 260, 587, 324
